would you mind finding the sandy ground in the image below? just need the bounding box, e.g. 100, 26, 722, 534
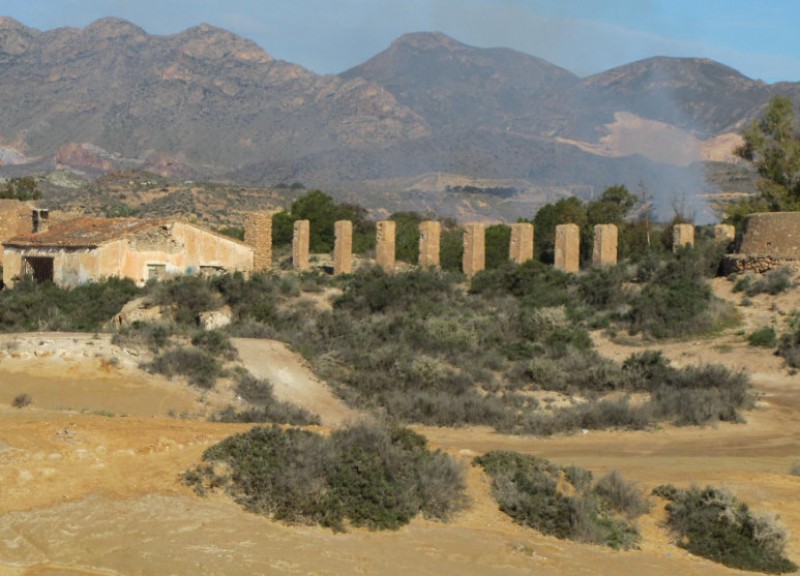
232, 337, 357, 427
0, 277, 799, 575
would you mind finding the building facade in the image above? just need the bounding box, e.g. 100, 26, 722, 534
2, 216, 253, 287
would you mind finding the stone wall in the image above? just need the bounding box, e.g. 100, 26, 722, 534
462, 223, 485, 278
592, 224, 618, 267
244, 212, 272, 272
554, 223, 580, 273
292, 219, 310, 271
737, 212, 800, 258
714, 224, 736, 244
672, 223, 695, 252
509, 223, 534, 264
333, 220, 353, 275
418, 220, 441, 269
375, 220, 396, 272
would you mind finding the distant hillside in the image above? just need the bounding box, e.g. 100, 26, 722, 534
0, 18, 792, 220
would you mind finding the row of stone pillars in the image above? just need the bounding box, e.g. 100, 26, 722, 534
245, 214, 736, 277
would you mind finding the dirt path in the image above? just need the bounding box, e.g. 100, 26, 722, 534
232, 337, 358, 427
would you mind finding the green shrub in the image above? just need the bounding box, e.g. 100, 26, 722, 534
628, 248, 736, 339
334, 266, 457, 315
594, 470, 651, 519
621, 350, 673, 390
736, 269, 793, 297
655, 484, 796, 573
475, 452, 642, 549
147, 346, 221, 389
214, 404, 320, 426
777, 311, 800, 368
650, 364, 752, 425
12, 393, 31, 408
112, 321, 173, 352
191, 329, 236, 360
184, 422, 466, 531
576, 265, 629, 310
749, 326, 777, 348
470, 260, 575, 309
152, 275, 220, 325
0, 276, 141, 332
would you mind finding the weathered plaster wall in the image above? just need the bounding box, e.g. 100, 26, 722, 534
2, 247, 99, 287
119, 222, 253, 284
2, 250, 22, 286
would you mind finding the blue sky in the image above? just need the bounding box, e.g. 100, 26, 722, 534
3, 0, 800, 82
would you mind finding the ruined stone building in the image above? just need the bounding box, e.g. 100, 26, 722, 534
2, 215, 254, 287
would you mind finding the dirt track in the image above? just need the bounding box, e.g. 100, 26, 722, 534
0, 279, 799, 575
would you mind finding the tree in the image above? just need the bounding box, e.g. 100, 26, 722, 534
533, 197, 588, 263
273, 190, 375, 254
485, 224, 511, 269
586, 185, 636, 227
0, 177, 42, 201
390, 211, 423, 264
733, 95, 800, 216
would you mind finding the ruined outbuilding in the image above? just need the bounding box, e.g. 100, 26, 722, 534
725, 212, 800, 273
2, 216, 253, 287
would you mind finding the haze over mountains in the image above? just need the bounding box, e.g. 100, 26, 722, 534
0, 16, 796, 220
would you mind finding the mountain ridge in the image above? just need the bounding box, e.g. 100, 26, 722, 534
0, 17, 793, 219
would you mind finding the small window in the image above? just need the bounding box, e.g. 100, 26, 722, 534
147, 264, 166, 280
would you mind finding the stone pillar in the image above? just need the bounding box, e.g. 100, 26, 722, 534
714, 224, 735, 244
592, 224, 618, 267
244, 212, 272, 272
418, 220, 441, 269
292, 219, 310, 271
509, 222, 534, 264
554, 223, 580, 273
673, 223, 695, 252
462, 223, 485, 279
333, 220, 353, 275
375, 220, 396, 272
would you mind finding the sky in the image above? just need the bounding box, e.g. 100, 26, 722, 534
3, 0, 800, 83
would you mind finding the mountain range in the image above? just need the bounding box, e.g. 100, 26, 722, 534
0, 16, 796, 221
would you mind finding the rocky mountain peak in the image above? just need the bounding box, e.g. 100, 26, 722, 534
0, 16, 28, 30
172, 22, 272, 63
0, 16, 36, 55
388, 31, 466, 52
83, 17, 147, 40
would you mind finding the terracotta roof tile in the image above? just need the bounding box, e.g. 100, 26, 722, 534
3, 217, 172, 248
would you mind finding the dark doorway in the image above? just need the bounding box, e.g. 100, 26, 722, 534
23, 256, 54, 283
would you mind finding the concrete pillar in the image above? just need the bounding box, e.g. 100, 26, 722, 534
333, 220, 353, 275
673, 223, 695, 252
418, 220, 441, 269
375, 220, 396, 272
509, 222, 534, 264
592, 224, 618, 267
244, 212, 272, 272
292, 219, 310, 271
714, 224, 735, 243
554, 223, 580, 273
462, 223, 485, 278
